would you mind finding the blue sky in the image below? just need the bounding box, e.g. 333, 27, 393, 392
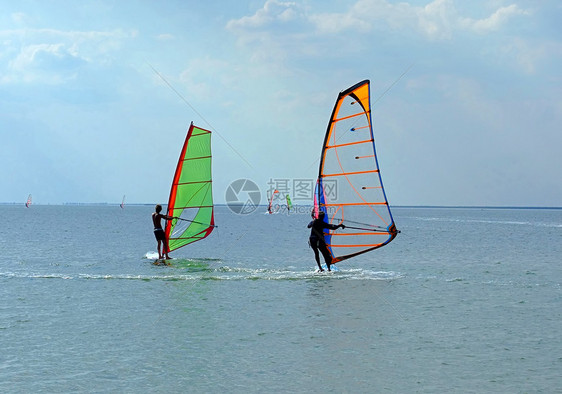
1, 0, 560, 206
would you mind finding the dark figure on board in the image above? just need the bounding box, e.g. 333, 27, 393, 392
152, 204, 175, 259
308, 210, 344, 272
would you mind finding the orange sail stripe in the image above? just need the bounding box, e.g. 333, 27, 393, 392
333, 111, 363, 123
351, 125, 370, 131
322, 169, 379, 178
326, 138, 373, 149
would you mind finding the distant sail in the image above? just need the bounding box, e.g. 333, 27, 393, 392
267, 189, 279, 214
286, 194, 292, 211
25, 194, 32, 208
164, 122, 215, 252
120, 195, 125, 209
315, 80, 399, 263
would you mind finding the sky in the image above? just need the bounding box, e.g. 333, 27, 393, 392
1, 0, 561, 207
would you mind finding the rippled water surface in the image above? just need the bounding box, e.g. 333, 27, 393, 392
1, 205, 560, 392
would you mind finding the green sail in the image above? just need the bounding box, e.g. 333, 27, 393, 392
165, 123, 215, 252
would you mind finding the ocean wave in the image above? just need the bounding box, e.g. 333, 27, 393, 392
407, 216, 562, 228
0, 267, 403, 282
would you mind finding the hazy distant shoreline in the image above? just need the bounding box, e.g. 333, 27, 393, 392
3, 202, 561, 210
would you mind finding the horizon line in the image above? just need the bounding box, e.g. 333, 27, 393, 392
2, 202, 561, 210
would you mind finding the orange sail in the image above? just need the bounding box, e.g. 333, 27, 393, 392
316, 80, 399, 263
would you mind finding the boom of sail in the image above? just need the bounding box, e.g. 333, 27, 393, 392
315, 80, 399, 263
164, 122, 215, 252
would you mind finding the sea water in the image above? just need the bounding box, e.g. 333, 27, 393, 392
0, 205, 560, 393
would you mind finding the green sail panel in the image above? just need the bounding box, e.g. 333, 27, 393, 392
165, 123, 215, 252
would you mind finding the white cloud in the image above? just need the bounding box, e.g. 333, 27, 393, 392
497, 37, 562, 75
225, 1, 311, 73
0, 28, 136, 85
226, 0, 533, 66
223, 0, 538, 86
272, 0, 530, 40
416, 0, 457, 39
5, 43, 78, 84
226, 0, 298, 30
460, 4, 530, 34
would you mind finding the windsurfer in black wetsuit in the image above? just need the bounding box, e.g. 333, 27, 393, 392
152, 204, 175, 259
308, 210, 345, 272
